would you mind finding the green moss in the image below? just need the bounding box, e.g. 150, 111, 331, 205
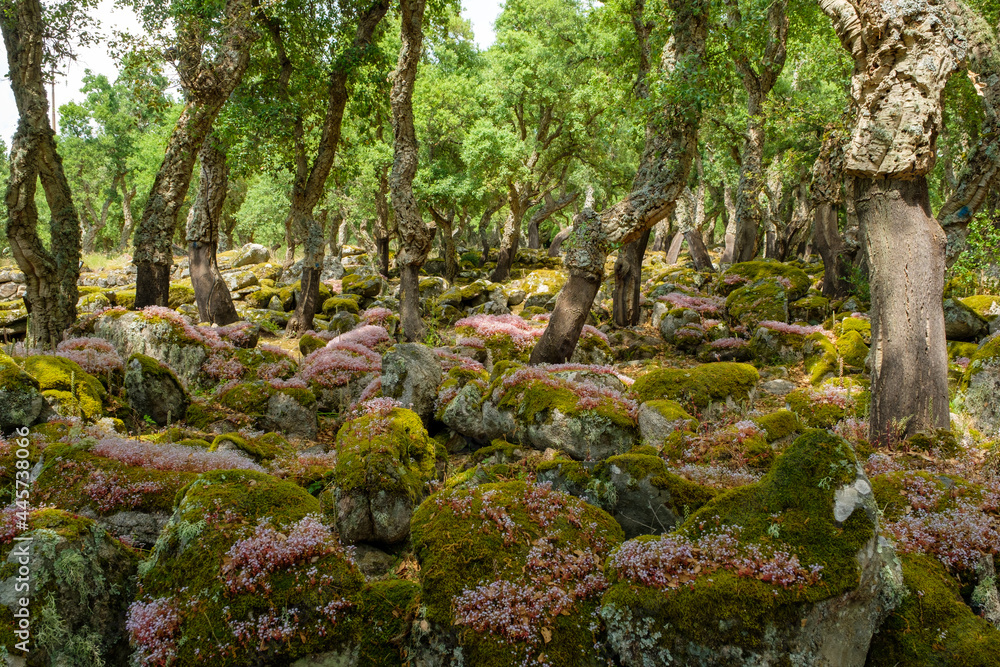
960, 295, 1000, 321
720, 261, 811, 300
803, 332, 842, 385
836, 316, 872, 343
322, 295, 361, 315
599, 453, 717, 511
247, 286, 280, 309
300, 332, 327, 356
24, 355, 105, 420
752, 409, 802, 442
332, 408, 435, 500
868, 553, 1000, 666
355, 580, 420, 666
725, 278, 788, 328
603, 430, 874, 655
496, 372, 638, 434
183, 400, 234, 430
138, 469, 364, 665
342, 274, 382, 298
948, 340, 980, 361
789, 295, 830, 322
411, 481, 624, 664
785, 389, 846, 428
836, 330, 869, 369
113, 289, 136, 309
168, 281, 196, 309
962, 335, 1000, 388
632, 362, 759, 409
644, 399, 698, 430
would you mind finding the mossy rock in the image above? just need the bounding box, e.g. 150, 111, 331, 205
233, 346, 297, 378
124, 353, 189, 426
209, 431, 293, 464
168, 281, 196, 309
300, 332, 327, 357
601, 430, 891, 665
726, 278, 789, 328
247, 286, 280, 309
789, 295, 830, 323
78, 291, 113, 313
836, 329, 870, 369
785, 389, 847, 428
134, 469, 365, 665
960, 295, 1000, 321
342, 274, 383, 298
868, 553, 1000, 666
835, 316, 872, 343
324, 408, 436, 545
322, 294, 361, 315
410, 480, 625, 665
719, 261, 811, 300
948, 340, 980, 361
217, 381, 318, 439
112, 289, 136, 309
24, 355, 105, 421
0, 351, 45, 429
0, 509, 138, 665
632, 362, 759, 409
752, 409, 802, 442
803, 331, 840, 385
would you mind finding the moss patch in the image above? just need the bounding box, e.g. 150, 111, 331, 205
632, 362, 759, 409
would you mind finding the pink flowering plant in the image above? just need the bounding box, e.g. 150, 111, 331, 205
494, 365, 640, 427
128, 471, 365, 665
455, 314, 545, 361
413, 481, 623, 664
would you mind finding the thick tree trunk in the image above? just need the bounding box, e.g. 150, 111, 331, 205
186, 134, 239, 325
612, 228, 650, 327
1, 0, 81, 349
391, 0, 433, 342
665, 232, 684, 264
327, 210, 343, 260
133, 0, 257, 309
856, 177, 949, 441
531, 0, 707, 364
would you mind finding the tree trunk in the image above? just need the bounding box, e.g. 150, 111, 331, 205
531, 0, 707, 364
133, 0, 257, 309
119, 178, 138, 251
685, 229, 714, 271
527, 217, 540, 249
490, 191, 529, 283
729, 0, 787, 264
283, 0, 390, 335
611, 228, 650, 327
548, 227, 571, 256
651, 220, 669, 252
665, 232, 684, 264
391, 0, 433, 342
430, 208, 459, 283
186, 134, 239, 325
374, 163, 392, 277
856, 177, 949, 440
721, 184, 736, 263
327, 210, 343, 260
1, 0, 81, 350
813, 201, 851, 298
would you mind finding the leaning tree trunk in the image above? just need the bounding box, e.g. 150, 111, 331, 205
119, 178, 138, 251
1, 0, 81, 349
490, 190, 529, 283
133, 0, 257, 309
390, 0, 433, 342
284, 0, 390, 334
186, 134, 240, 325
857, 177, 950, 439
548, 227, 571, 256
530, 0, 707, 364
820, 0, 973, 441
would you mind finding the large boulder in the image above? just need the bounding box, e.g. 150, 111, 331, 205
232, 243, 271, 268
0, 351, 44, 431
601, 430, 903, 667
957, 335, 1000, 439
726, 277, 790, 328
944, 297, 990, 341
380, 343, 443, 423
124, 353, 189, 425
92, 309, 209, 387
23, 354, 106, 421
0, 509, 138, 664
323, 406, 435, 545
409, 480, 624, 666
130, 470, 366, 665
631, 362, 759, 409
719, 261, 811, 300
216, 381, 318, 440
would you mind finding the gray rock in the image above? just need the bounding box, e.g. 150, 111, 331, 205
441, 384, 494, 443
94, 311, 208, 388
124, 354, 189, 426
944, 297, 989, 341
232, 243, 271, 268
762, 378, 797, 396
525, 409, 634, 460
637, 401, 695, 445
99, 510, 171, 549
381, 344, 443, 422
320, 255, 346, 281
0, 358, 44, 431
352, 544, 396, 579
289, 647, 360, 667
222, 269, 259, 292
334, 487, 413, 545
266, 391, 318, 440
659, 307, 701, 344
604, 460, 686, 539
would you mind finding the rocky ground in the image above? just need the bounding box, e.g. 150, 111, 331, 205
0, 244, 999, 666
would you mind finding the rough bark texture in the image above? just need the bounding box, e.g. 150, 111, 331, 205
1, 0, 81, 349
133, 0, 257, 309
821, 0, 968, 441
612, 228, 650, 327
811, 129, 852, 297
937, 10, 1000, 264
186, 134, 239, 325
730, 0, 788, 263
530, 0, 707, 364
857, 178, 950, 439
430, 208, 459, 283
374, 162, 392, 277
283, 1, 390, 334
391, 0, 433, 342
548, 227, 571, 256
490, 186, 534, 283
